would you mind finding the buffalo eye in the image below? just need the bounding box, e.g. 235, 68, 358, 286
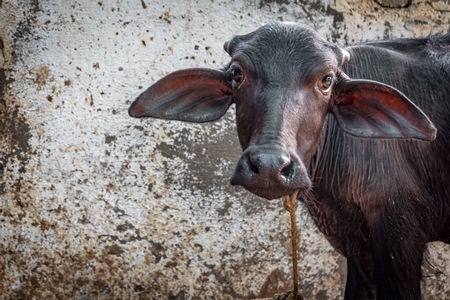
318, 74, 333, 94
229, 66, 244, 88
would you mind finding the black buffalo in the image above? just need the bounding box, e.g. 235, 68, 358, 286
129, 22, 450, 299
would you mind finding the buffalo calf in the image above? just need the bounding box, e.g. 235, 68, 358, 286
129, 22, 449, 299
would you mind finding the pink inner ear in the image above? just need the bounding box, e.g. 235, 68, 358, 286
333, 79, 437, 141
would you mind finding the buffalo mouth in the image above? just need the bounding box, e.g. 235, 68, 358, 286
232, 183, 309, 200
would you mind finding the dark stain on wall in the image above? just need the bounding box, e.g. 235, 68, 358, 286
0, 2, 40, 196
0, 67, 10, 193
257, 268, 291, 297
259, 0, 290, 8
0, 35, 3, 56
0, 74, 31, 197
375, 0, 411, 8
14, 1, 41, 45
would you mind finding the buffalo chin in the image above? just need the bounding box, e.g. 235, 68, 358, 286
231, 183, 306, 200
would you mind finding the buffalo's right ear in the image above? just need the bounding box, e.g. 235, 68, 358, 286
128, 68, 233, 123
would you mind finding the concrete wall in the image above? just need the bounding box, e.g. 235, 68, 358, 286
1, 0, 449, 299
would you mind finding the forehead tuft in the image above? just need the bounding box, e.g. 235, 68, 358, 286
226, 22, 340, 73
228, 22, 333, 58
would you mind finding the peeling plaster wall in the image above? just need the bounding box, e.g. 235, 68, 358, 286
0, 1, 449, 299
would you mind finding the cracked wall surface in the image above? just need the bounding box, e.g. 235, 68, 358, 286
0, 0, 449, 299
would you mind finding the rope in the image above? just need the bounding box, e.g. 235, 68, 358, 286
283, 190, 304, 300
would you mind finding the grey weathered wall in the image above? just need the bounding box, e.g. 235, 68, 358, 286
0, 0, 449, 299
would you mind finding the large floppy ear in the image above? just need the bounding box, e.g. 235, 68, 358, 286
331, 77, 437, 141
128, 68, 233, 123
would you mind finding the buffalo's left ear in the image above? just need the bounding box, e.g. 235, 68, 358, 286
331, 78, 437, 141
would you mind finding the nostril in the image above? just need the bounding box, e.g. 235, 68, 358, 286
280, 161, 297, 182
247, 157, 259, 175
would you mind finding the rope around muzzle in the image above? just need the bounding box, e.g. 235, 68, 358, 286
283, 190, 304, 300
